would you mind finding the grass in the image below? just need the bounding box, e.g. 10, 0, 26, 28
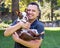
41, 30, 60, 48
0, 30, 14, 48
0, 29, 60, 48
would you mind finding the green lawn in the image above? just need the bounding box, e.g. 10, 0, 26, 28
41, 30, 60, 48
0, 29, 60, 48
0, 30, 14, 48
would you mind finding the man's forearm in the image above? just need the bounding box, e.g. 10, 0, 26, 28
16, 38, 32, 48
16, 38, 43, 48
4, 22, 22, 36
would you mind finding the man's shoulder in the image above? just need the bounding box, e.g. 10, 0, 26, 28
37, 21, 44, 27
11, 19, 17, 26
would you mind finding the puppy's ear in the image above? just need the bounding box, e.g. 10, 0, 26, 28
15, 10, 20, 16
15, 10, 23, 19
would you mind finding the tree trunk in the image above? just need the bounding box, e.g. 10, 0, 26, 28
11, 0, 19, 22
51, 0, 53, 21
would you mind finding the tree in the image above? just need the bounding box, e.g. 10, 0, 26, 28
57, 0, 60, 8
11, 0, 19, 22
44, 0, 58, 21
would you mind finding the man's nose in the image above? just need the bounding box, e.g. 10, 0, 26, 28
29, 10, 32, 14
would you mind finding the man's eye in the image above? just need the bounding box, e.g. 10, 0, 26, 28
32, 10, 35, 12
27, 9, 30, 11
27, 9, 36, 12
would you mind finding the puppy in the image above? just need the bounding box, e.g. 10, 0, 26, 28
15, 10, 40, 41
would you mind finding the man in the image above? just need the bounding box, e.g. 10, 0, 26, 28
4, 2, 45, 48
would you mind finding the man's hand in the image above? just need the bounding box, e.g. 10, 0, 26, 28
12, 32, 19, 42
22, 22, 30, 29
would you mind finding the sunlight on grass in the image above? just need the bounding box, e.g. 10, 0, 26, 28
45, 27, 60, 30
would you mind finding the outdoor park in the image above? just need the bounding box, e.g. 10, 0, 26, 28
0, 0, 60, 48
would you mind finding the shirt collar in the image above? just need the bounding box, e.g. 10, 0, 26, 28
31, 19, 38, 26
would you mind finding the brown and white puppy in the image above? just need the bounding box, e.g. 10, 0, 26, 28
15, 10, 40, 41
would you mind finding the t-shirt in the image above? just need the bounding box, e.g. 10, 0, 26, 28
11, 19, 44, 48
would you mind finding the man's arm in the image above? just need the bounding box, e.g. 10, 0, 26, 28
17, 38, 43, 48
4, 21, 30, 36
4, 22, 23, 36
12, 32, 44, 48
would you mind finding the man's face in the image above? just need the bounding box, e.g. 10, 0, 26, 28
26, 5, 39, 20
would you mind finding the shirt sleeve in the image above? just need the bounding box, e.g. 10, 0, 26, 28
36, 23, 45, 39
11, 19, 17, 26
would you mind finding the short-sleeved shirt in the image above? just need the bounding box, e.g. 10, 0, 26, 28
11, 19, 44, 48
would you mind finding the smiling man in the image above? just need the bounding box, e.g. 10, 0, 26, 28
4, 2, 45, 48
